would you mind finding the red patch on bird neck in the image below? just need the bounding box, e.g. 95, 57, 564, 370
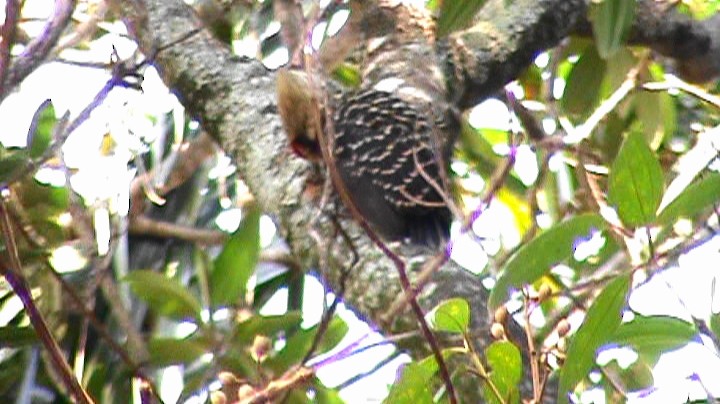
290, 136, 322, 161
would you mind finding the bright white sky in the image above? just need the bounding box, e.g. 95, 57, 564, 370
2, 1, 720, 403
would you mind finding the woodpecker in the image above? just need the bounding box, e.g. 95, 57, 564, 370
332, 88, 454, 246
276, 1, 458, 247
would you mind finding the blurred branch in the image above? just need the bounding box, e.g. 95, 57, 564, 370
273, 0, 305, 67
51, 0, 109, 58
235, 366, 315, 404
0, 200, 93, 404
129, 131, 217, 218
4, 0, 77, 96
0, 0, 21, 98
565, 55, 649, 145
99, 274, 150, 368
335, 351, 402, 390
45, 263, 162, 401
129, 215, 227, 244
644, 74, 720, 108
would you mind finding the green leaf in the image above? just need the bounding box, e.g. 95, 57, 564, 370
593, 111, 625, 163
603, 358, 653, 391
559, 274, 631, 402
635, 63, 678, 150
426, 0, 440, 11
591, 0, 636, 58
0, 326, 38, 347
210, 207, 261, 307
634, 91, 666, 150
312, 379, 345, 404
285, 388, 312, 404
657, 173, 720, 225
633, 64, 675, 149
148, 337, 207, 367
0, 354, 24, 397
217, 353, 258, 381
600, 48, 636, 97
267, 317, 348, 372
610, 315, 697, 363
561, 46, 607, 117
426, 298, 470, 334
483, 341, 522, 404
17, 179, 70, 213
84, 362, 109, 401
608, 132, 665, 227
317, 316, 350, 353
518, 64, 544, 100
385, 351, 458, 404
124, 270, 202, 321
27, 99, 56, 158
0, 147, 29, 183
489, 214, 607, 309
436, 0, 488, 37
234, 312, 303, 344
384, 361, 435, 404
677, 1, 720, 20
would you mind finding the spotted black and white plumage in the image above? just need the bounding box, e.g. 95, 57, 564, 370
332, 89, 452, 247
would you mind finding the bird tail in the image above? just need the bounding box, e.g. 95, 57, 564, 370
405, 210, 452, 249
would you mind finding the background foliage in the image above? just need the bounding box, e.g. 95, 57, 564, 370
0, 0, 719, 403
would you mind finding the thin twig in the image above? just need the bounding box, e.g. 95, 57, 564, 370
248, 367, 315, 404
599, 366, 627, 400
644, 75, 720, 109
0, 52, 128, 189
1, 191, 163, 401
129, 131, 217, 217
411, 145, 464, 218
522, 290, 544, 401
564, 55, 649, 145
465, 127, 518, 231
335, 351, 402, 390
128, 215, 227, 244
308, 330, 419, 369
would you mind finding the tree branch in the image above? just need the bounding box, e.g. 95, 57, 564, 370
0, 0, 21, 98
5, 0, 77, 96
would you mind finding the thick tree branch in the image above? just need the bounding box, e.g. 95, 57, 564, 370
445, 0, 588, 109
